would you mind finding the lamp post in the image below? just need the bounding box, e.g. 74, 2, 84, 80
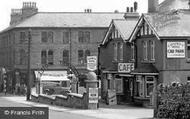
26, 29, 31, 100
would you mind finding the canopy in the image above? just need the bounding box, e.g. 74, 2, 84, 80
34, 71, 70, 81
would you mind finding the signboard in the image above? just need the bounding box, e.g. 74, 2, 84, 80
118, 63, 134, 73
167, 42, 185, 58
87, 56, 97, 71
89, 88, 98, 103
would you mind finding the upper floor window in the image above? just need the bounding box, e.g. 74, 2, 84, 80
63, 32, 69, 44
20, 32, 26, 43
78, 31, 90, 43
150, 40, 155, 61
118, 42, 123, 61
19, 49, 27, 65
41, 31, 53, 43
78, 50, 84, 64
113, 43, 117, 61
142, 41, 148, 61
41, 50, 54, 65
62, 50, 69, 66
131, 43, 135, 61
187, 40, 190, 59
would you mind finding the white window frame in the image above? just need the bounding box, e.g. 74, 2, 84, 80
145, 76, 154, 97
113, 43, 117, 61
131, 43, 135, 61
143, 41, 148, 61
150, 40, 155, 61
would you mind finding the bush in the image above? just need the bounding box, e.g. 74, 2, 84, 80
157, 83, 190, 119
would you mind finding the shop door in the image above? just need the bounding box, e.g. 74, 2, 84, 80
123, 77, 132, 103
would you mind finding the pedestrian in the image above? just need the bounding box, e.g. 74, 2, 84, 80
3, 79, 7, 95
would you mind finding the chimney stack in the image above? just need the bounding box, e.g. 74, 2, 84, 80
148, 0, 158, 13
134, 1, 138, 12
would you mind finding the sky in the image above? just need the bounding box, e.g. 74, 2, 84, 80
0, 0, 164, 31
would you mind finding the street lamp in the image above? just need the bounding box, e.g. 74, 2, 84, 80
26, 29, 31, 100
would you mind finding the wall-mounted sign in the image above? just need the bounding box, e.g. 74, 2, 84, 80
118, 63, 134, 73
167, 42, 185, 58
87, 56, 97, 71
89, 88, 98, 103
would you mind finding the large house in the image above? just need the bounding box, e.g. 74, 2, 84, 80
0, 2, 128, 93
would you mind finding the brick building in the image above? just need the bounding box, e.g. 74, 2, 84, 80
99, 6, 139, 103
0, 2, 125, 92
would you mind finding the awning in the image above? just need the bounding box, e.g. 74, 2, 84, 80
34, 71, 70, 81
131, 63, 159, 75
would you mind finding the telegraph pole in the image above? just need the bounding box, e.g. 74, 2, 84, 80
26, 29, 31, 100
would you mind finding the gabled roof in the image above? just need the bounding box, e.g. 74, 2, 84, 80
129, 10, 190, 42
101, 19, 138, 45
1, 12, 125, 33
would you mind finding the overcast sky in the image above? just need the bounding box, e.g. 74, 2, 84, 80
0, 0, 164, 31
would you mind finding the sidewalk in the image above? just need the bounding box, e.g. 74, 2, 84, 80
1, 95, 153, 119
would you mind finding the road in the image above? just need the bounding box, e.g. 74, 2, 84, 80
0, 96, 100, 119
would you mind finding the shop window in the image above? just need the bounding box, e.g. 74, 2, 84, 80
62, 50, 69, 66
78, 50, 84, 64
142, 41, 148, 61
48, 50, 54, 65
41, 50, 47, 65
187, 40, 190, 59
63, 32, 69, 44
136, 76, 143, 97
115, 77, 123, 94
150, 40, 155, 61
113, 43, 117, 61
145, 76, 154, 97
131, 43, 135, 61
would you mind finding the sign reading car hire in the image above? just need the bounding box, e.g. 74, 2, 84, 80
87, 56, 97, 71
167, 42, 185, 58
118, 63, 134, 73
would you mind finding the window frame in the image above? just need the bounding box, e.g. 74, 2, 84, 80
150, 40, 155, 61
145, 76, 154, 97
142, 41, 148, 61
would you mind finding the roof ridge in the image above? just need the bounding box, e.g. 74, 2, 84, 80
37, 11, 125, 14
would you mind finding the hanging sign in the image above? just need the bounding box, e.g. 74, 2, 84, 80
87, 56, 97, 71
167, 42, 185, 58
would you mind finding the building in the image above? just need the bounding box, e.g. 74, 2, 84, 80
99, 4, 139, 103
129, 9, 190, 106
0, 2, 126, 93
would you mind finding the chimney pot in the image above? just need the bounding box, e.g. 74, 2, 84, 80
126, 7, 129, 12
130, 7, 133, 12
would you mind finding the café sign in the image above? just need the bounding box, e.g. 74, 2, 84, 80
118, 63, 134, 73
167, 42, 185, 58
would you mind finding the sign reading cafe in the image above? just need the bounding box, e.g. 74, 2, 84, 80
167, 42, 185, 58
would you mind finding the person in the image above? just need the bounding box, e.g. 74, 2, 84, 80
3, 79, 7, 95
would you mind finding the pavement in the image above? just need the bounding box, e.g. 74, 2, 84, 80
0, 93, 154, 119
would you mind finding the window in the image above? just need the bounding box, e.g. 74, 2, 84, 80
78, 31, 90, 43
131, 43, 135, 61
20, 32, 26, 43
48, 50, 54, 65
142, 41, 148, 61
187, 77, 190, 83
118, 42, 123, 61
19, 49, 26, 65
63, 50, 69, 66
63, 32, 69, 44
85, 50, 90, 63
41, 31, 53, 43
145, 76, 154, 97
41, 50, 47, 65
187, 40, 190, 59
78, 50, 84, 64
150, 41, 155, 61
113, 43, 117, 61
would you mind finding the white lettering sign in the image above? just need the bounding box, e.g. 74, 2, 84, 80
118, 63, 134, 73
87, 56, 97, 71
89, 88, 98, 103
167, 42, 185, 58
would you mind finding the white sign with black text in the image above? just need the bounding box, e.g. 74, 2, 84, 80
87, 56, 97, 71
167, 42, 185, 58
118, 63, 134, 73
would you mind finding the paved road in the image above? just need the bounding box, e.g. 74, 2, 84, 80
0, 96, 100, 119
